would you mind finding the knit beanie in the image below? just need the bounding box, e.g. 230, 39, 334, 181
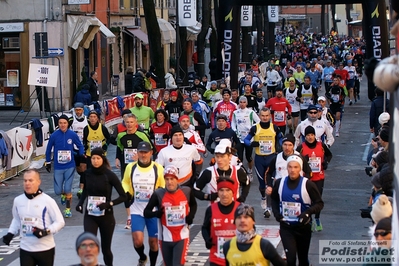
371, 195, 392, 224
91, 147, 105, 158
76, 232, 100, 252
304, 125, 316, 136
375, 217, 392, 231
58, 114, 70, 122
222, 89, 231, 96
183, 98, 193, 106
282, 133, 295, 145
379, 128, 389, 142
170, 126, 183, 137
374, 151, 389, 166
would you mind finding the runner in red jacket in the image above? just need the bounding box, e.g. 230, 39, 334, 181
266, 87, 292, 134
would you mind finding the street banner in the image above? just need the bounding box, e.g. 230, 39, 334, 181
179, 0, 197, 27
268, 6, 279, 23
241, 6, 253, 27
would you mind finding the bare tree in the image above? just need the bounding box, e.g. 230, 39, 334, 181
142, 0, 165, 87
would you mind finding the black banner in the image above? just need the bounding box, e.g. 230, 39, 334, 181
362, 0, 389, 100
217, 0, 240, 89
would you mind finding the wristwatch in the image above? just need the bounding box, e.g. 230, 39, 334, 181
204, 194, 209, 200
109, 201, 114, 207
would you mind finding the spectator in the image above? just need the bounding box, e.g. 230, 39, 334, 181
369, 88, 389, 136
87, 71, 99, 101
74, 84, 92, 105
125, 66, 134, 95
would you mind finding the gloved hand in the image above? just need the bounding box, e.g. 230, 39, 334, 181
162, 134, 169, 139
275, 214, 284, 223
156, 209, 163, 218
210, 193, 218, 201
297, 213, 311, 225
250, 141, 260, 147
287, 114, 292, 120
102, 144, 108, 152
32, 227, 49, 238
236, 196, 245, 203
205, 239, 213, 249
186, 216, 193, 225
322, 161, 328, 170
184, 137, 192, 145
2, 233, 14, 245
45, 162, 51, 173
124, 192, 133, 208
97, 202, 111, 211
76, 205, 83, 213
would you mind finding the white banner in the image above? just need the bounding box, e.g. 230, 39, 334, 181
268, 6, 279, 23
241, 6, 253, 27
179, 0, 197, 27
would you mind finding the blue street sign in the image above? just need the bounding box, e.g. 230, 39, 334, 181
48, 48, 64, 56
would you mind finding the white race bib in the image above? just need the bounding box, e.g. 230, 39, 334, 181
309, 156, 321, 173
165, 205, 186, 227
87, 196, 106, 216
124, 148, 137, 164
57, 150, 71, 164
217, 237, 232, 258
22, 217, 38, 237
259, 140, 273, 155
274, 111, 285, 122
90, 140, 102, 151
134, 184, 153, 203
282, 201, 301, 220
154, 133, 167, 145
170, 113, 179, 123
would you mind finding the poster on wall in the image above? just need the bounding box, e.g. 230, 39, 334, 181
7, 70, 19, 87
6, 94, 13, 106
6, 127, 33, 168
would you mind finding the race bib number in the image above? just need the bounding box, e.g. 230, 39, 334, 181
309, 156, 321, 173
134, 184, 153, 202
140, 123, 146, 130
87, 196, 106, 216
259, 140, 272, 155
325, 74, 332, 81
165, 205, 186, 227
331, 94, 339, 103
288, 97, 295, 105
170, 113, 179, 123
90, 140, 102, 151
274, 111, 285, 122
22, 217, 38, 237
74, 129, 84, 142
58, 150, 71, 164
303, 96, 312, 106
217, 237, 232, 258
124, 148, 137, 164
155, 133, 167, 145
282, 201, 301, 220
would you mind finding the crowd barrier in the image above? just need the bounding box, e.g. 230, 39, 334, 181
0, 89, 166, 183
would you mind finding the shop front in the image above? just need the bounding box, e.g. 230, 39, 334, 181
0, 22, 24, 109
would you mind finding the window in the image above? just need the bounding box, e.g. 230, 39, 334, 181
120, 0, 124, 9
2, 37, 19, 49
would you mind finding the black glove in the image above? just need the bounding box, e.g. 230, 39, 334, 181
236, 196, 245, 203
275, 214, 284, 223
162, 134, 169, 139
32, 227, 49, 238
102, 144, 108, 152
250, 141, 260, 147
76, 205, 83, 213
2, 233, 14, 245
184, 137, 192, 145
45, 162, 51, 173
210, 193, 218, 201
97, 202, 111, 211
365, 167, 373, 177
272, 81, 277, 85
287, 114, 292, 120
186, 216, 193, 225
124, 192, 132, 208
205, 239, 213, 249
322, 161, 328, 170
297, 213, 311, 225
156, 210, 163, 218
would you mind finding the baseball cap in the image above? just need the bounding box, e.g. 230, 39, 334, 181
134, 93, 144, 99
137, 141, 152, 152
315, 104, 323, 111
318, 96, 326, 102
307, 105, 317, 112
214, 139, 232, 154
74, 102, 84, 109
170, 91, 178, 97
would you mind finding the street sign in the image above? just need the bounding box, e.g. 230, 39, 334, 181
28, 63, 59, 87
48, 48, 64, 56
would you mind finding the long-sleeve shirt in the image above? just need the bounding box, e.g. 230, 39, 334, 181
8, 192, 65, 252
266, 97, 292, 127
294, 119, 335, 147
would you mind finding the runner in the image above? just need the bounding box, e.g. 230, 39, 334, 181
244, 107, 283, 218
326, 76, 346, 137
299, 76, 318, 121
266, 86, 292, 134
271, 155, 324, 266
149, 109, 172, 154
296, 126, 333, 231
211, 89, 237, 129
201, 178, 241, 266
283, 78, 301, 134
143, 165, 197, 266
344, 60, 357, 105
122, 141, 165, 266
322, 59, 335, 93
179, 115, 206, 154
164, 91, 183, 127
206, 114, 240, 154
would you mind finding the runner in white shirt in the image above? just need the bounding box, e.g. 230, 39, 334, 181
156, 126, 203, 187
284, 78, 301, 134
231, 96, 260, 174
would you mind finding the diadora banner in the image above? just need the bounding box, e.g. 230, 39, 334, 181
179, 0, 197, 27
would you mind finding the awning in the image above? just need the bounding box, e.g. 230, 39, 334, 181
125, 28, 149, 45
157, 18, 176, 45
187, 21, 201, 41
67, 15, 116, 50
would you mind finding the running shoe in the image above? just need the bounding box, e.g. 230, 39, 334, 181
315, 219, 323, 231
349, 100, 353, 106
311, 220, 317, 232
335, 132, 340, 137
357, 94, 360, 100
77, 189, 83, 199
264, 208, 271, 219
125, 218, 131, 230
137, 256, 148, 266
260, 197, 267, 210
60, 194, 66, 205
64, 208, 72, 218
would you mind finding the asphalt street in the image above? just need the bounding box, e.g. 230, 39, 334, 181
0, 78, 376, 265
